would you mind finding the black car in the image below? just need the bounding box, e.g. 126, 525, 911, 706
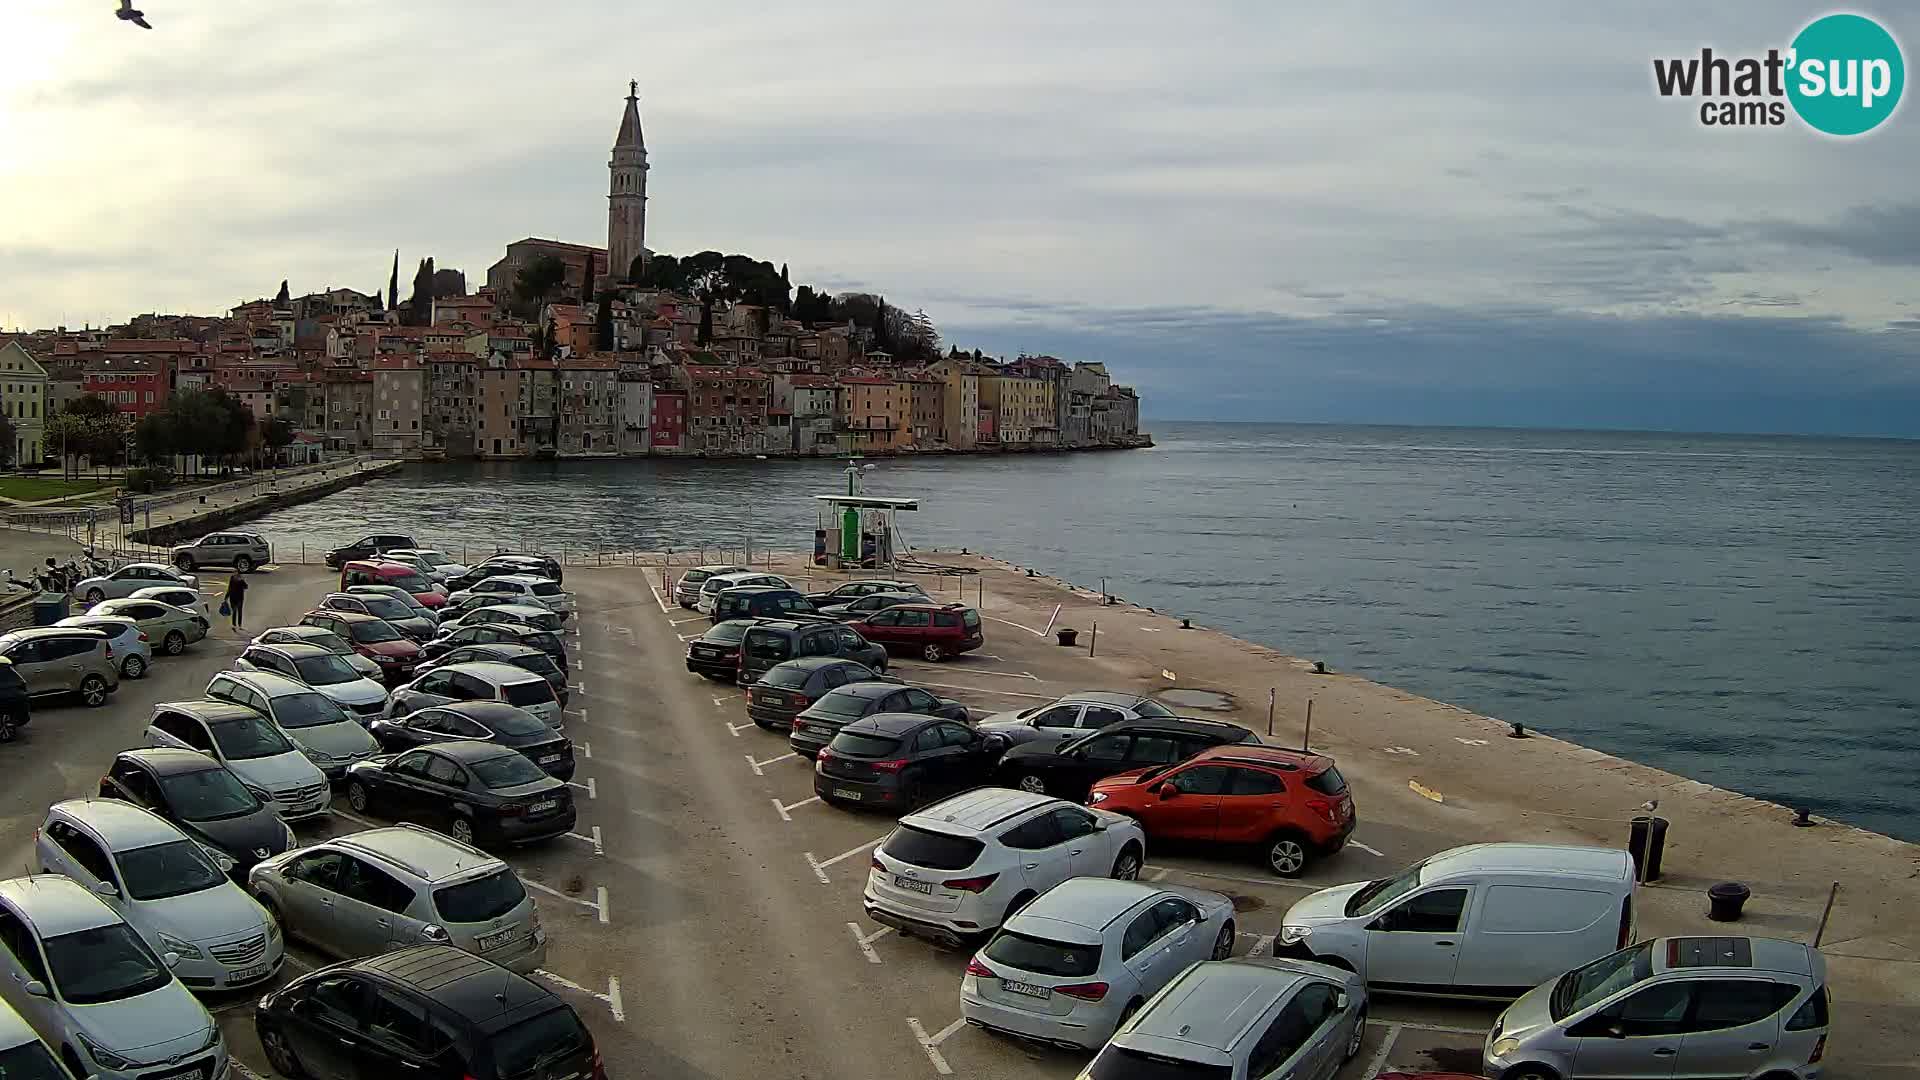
746, 657, 889, 731
448, 553, 563, 592
256, 945, 602, 1080
98, 748, 292, 878
738, 619, 889, 685
0, 661, 30, 742
370, 701, 575, 780
345, 740, 575, 846
323, 532, 418, 569
711, 586, 824, 624
804, 579, 930, 607
994, 717, 1260, 801
789, 680, 969, 758
814, 713, 1005, 810
415, 643, 568, 705
816, 591, 927, 622
685, 619, 756, 681
424, 622, 568, 673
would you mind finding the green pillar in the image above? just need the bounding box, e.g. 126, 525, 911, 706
842, 507, 860, 560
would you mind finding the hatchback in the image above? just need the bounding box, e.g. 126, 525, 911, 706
249, 826, 546, 974
338, 559, 446, 609
675, 564, 749, 607
371, 701, 575, 779
144, 700, 332, 820
298, 609, 424, 681
384, 548, 472, 584
813, 713, 1005, 809
316, 591, 439, 641
437, 592, 557, 625
128, 585, 213, 624
255, 945, 602, 1080
414, 642, 568, 705
0, 627, 118, 706
747, 657, 887, 731
996, 716, 1261, 802
686, 619, 757, 681
171, 530, 272, 573
72, 561, 198, 604
89, 597, 207, 656
36, 800, 283, 992
979, 691, 1180, 749
963, 879, 1238, 1051
1090, 745, 1356, 877
323, 532, 417, 568
849, 602, 984, 662
347, 583, 437, 620
424, 621, 568, 673
252, 624, 383, 680
738, 618, 889, 685
790, 680, 970, 758
54, 613, 151, 679
865, 789, 1147, 946
98, 749, 296, 878
1485, 936, 1831, 1080
205, 669, 382, 779
235, 642, 391, 718
448, 574, 574, 618
387, 661, 562, 728
805, 578, 931, 607
439, 601, 564, 634
345, 741, 576, 847
696, 571, 789, 613
712, 585, 821, 624
0, 875, 226, 1080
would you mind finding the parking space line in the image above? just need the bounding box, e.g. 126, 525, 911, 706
1363, 1022, 1401, 1079
983, 615, 1046, 637
677, 633, 700, 642
906, 1016, 964, 1075
230, 1061, 272, 1080
805, 837, 885, 884
534, 969, 627, 1023
1384, 1019, 1487, 1036
1147, 867, 1169, 882
747, 752, 798, 776
896, 666, 1040, 681
1145, 864, 1323, 890
772, 795, 821, 821
712, 693, 741, 706
576, 740, 591, 759
725, 720, 755, 738
645, 582, 670, 613
577, 716, 644, 738
563, 826, 604, 857
670, 615, 707, 626
568, 682, 586, 693
847, 921, 892, 964
333, 808, 378, 828
521, 877, 607, 925
566, 778, 597, 799
1351, 840, 1386, 857
1248, 933, 1274, 958
912, 680, 1056, 701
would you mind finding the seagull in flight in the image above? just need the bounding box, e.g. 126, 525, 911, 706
116, 0, 153, 29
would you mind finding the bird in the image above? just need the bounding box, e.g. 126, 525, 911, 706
116, 0, 153, 29
1634, 799, 1660, 814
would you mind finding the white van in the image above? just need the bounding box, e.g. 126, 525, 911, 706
1274, 843, 1635, 998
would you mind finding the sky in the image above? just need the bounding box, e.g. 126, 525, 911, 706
2, 1, 1917, 436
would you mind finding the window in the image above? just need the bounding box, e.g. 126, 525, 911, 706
1785, 984, 1828, 1031
1170, 765, 1233, 795
1229, 768, 1285, 796
365, 987, 446, 1057
392, 751, 436, 779
1375, 888, 1468, 934
1032, 705, 1082, 729
1079, 734, 1130, 762
109, 764, 164, 808
998, 813, 1064, 851
0, 911, 48, 983
1126, 734, 1181, 764
49, 822, 117, 883
1121, 910, 1162, 960
1248, 993, 1318, 1077
911, 727, 944, 753
1688, 980, 1799, 1031
902, 689, 938, 711
1081, 706, 1126, 729
895, 609, 931, 627
337, 857, 414, 914
1579, 982, 1693, 1037
286, 850, 344, 890
938, 724, 977, 748
307, 976, 368, 1028
425, 756, 466, 787
1050, 807, 1098, 840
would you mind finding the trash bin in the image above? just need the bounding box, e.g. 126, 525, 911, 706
1056, 628, 1078, 647
32, 594, 69, 626
1708, 881, 1751, 921
1628, 815, 1669, 882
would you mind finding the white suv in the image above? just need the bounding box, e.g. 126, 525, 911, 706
35, 800, 283, 992
864, 788, 1146, 946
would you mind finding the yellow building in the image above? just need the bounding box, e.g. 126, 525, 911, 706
977, 371, 1051, 446
838, 375, 910, 451
0, 341, 49, 466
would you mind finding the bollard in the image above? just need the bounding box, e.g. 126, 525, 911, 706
1793, 807, 1815, 828
1628, 816, 1669, 882
1508, 721, 1529, 739
1056, 628, 1078, 647
1088, 621, 1097, 657
1707, 882, 1751, 922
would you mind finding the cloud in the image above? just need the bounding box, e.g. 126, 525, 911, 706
1748, 204, 1920, 267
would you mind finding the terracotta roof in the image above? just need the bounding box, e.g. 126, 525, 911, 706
788, 375, 835, 388
96, 340, 198, 354
506, 237, 608, 256
371, 355, 420, 370
686, 367, 767, 381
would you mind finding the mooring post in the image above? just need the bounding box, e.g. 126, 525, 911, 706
1303, 698, 1314, 751
1088, 621, 1097, 657
1812, 882, 1840, 946
1267, 688, 1276, 737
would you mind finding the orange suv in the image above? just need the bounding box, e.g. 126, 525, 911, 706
1087, 744, 1354, 877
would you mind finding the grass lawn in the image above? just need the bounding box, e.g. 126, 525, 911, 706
0, 475, 112, 502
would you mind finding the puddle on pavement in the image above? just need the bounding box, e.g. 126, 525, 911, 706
1228, 894, 1266, 913
1161, 688, 1236, 711
1420, 1047, 1484, 1072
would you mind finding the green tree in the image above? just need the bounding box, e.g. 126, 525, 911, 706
65, 394, 117, 418
513, 255, 569, 316
134, 411, 176, 465
0, 414, 14, 468
596, 292, 615, 351
262, 417, 295, 463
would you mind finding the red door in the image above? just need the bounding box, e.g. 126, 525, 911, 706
893, 609, 932, 649
1213, 766, 1286, 843
1143, 764, 1230, 840
858, 610, 903, 646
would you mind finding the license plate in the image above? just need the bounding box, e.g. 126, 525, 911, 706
477, 928, 518, 952
893, 874, 932, 894
539, 754, 563, 764
834, 787, 864, 802
1001, 980, 1051, 1000
147, 1063, 206, 1080
529, 799, 559, 813
231, 962, 272, 982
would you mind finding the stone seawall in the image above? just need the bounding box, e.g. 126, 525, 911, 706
128, 460, 402, 546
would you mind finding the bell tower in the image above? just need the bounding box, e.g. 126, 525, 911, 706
608, 80, 649, 282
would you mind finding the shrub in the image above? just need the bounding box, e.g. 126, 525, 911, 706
123, 466, 174, 494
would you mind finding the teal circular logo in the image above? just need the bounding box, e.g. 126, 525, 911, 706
1787, 13, 1905, 136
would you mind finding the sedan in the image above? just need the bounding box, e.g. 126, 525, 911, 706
814, 713, 1005, 809
423, 622, 568, 673
344, 741, 575, 847
978, 692, 1181, 750
685, 619, 756, 681
369, 701, 575, 779
790, 680, 970, 758
73, 561, 198, 604
961, 879, 1237, 1051
316, 592, 439, 642
56, 614, 152, 679
413, 643, 568, 706
746, 657, 886, 732
129, 585, 214, 624
99, 749, 295, 879
805, 579, 931, 607
90, 597, 209, 656
439, 602, 563, 634
817, 591, 927, 622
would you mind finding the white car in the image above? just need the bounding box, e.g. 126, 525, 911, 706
89, 597, 208, 656
386, 549, 471, 584
73, 562, 198, 605
447, 574, 575, 618
0, 875, 226, 1080
129, 585, 214, 624
695, 571, 789, 613
962, 879, 1238, 1051
144, 700, 333, 820
251, 625, 383, 681
235, 642, 390, 717
36, 800, 284, 992
864, 788, 1147, 946
0, 997, 65, 1078
204, 670, 381, 780
55, 613, 152, 679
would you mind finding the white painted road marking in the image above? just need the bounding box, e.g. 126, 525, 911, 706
913, 680, 1056, 701
576, 740, 591, 759
847, 921, 892, 964
644, 581, 670, 614
772, 795, 821, 821
534, 970, 627, 1022
725, 720, 754, 738
1456, 737, 1489, 746
907, 1016, 965, 1075
1147, 864, 1322, 891
983, 616, 1045, 638
1148, 867, 1169, 882
1248, 933, 1274, 958
332, 808, 378, 828
1351, 839, 1386, 857
805, 837, 885, 883
520, 877, 609, 923
566, 778, 597, 799
712, 693, 741, 706
747, 752, 798, 776
1383, 746, 1420, 756
1363, 1022, 1401, 1079
564, 826, 604, 857
670, 615, 707, 626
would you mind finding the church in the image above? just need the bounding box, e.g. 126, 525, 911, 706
483, 82, 651, 298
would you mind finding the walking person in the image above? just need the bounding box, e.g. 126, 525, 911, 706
225, 572, 248, 630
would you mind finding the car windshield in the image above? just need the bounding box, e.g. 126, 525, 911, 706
159, 767, 265, 821
359, 597, 414, 620
42, 923, 172, 1006
275, 691, 351, 729
705, 622, 753, 644
347, 620, 404, 644
1551, 941, 1653, 1021
117, 839, 226, 902
0, 1040, 67, 1080
761, 664, 815, 690
386, 572, 433, 593
294, 655, 362, 686
881, 826, 984, 870
503, 681, 554, 708
433, 868, 526, 924
531, 582, 563, 597
208, 715, 295, 760
299, 631, 355, 655
827, 731, 901, 757
492, 1007, 590, 1078
471, 753, 548, 788
811, 691, 874, 718
1088, 1047, 1231, 1080
1307, 765, 1348, 795
478, 708, 549, 736
513, 654, 562, 678
1346, 858, 1428, 917
984, 930, 1102, 978
1134, 699, 1177, 719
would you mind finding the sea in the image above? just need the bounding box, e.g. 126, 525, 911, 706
244, 423, 1920, 842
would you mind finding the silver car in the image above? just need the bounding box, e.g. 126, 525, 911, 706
55, 614, 153, 679
73, 561, 198, 605
91, 597, 209, 656
1076, 956, 1368, 1080
0, 626, 119, 706
385, 549, 471, 584
248, 824, 546, 973
675, 564, 749, 607
170, 531, 271, 573
129, 585, 214, 625
978, 691, 1181, 749
1485, 936, 1831, 1080
204, 670, 380, 780
235, 642, 390, 718
252, 625, 383, 681
446, 574, 575, 618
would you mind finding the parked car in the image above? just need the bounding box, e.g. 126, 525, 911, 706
848, 602, 984, 662
685, 619, 756, 681
1077, 957, 1369, 1080
695, 571, 789, 613
323, 532, 417, 568
205, 670, 382, 779
414, 642, 568, 706
89, 598, 208, 656
98, 748, 295, 878
995, 716, 1260, 802
235, 642, 391, 718
128, 585, 213, 624
339, 560, 446, 609
371, 702, 575, 779
55, 613, 151, 679
347, 583, 437, 621
712, 586, 822, 625
447, 574, 574, 618
380, 548, 471, 584
0, 627, 118, 706
345, 741, 576, 847
72, 561, 198, 604
170, 530, 272, 573
739, 619, 889, 685
817, 590, 927, 622
385, 662, 562, 728
790, 680, 970, 758
1483, 936, 1830, 1080
423, 621, 567, 674
0, 999, 64, 1080
962, 879, 1238, 1051
437, 591, 556, 624
675, 564, 749, 607
747, 657, 888, 731
0, 661, 29, 743
805, 578, 931, 607
249, 826, 546, 973
979, 691, 1180, 749
254, 945, 600, 1080
36, 799, 284, 992
447, 553, 564, 592
144, 699, 332, 820
297, 609, 423, 682
316, 591, 439, 642
814, 713, 1005, 809
864, 788, 1147, 946
1089, 745, 1356, 877
439, 602, 564, 634
0, 874, 226, 1080
253, 624, 384, 680
1275, 843, 1637, 996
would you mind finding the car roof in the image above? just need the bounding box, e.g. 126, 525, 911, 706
309, 608, 384, 623
904, 788, 1057, 834
719, 585, 789, 596
746, 620, 836, 635
437, 701, 542, 724
132, 584, 195, 594
251, 642, 335, 661
830, 681, 906, 700
1189, 744, 1335, 772
1082, 716, 1251, 740
770, 656, 854, 672
439, 661, 544, 685
353, 945, 554, 1023
117, 747, 227, 775
56, 614, 137, 629
50, 798, 187, 850
467, 603, 551, 617
1013, 878, 1163, 936
845, 712, 943, 737
0, 626, 106, 641
451, 643, 545, 660
217, 668, 312, 697
477, 573, 554, 586
117, 562, 177, 573
0, 995, 42, 1049
268, 624, 335, 637
414, 739, 520, 763
0, 875, 123, 937
1059, 691, 1154, 707
331, 826, 503, 884
1421, 843, 1632, 882
1655, 936, 1816, 976
1119, 959, 1316, 1059
153, 698, 265, 723
686, 564, 748, 573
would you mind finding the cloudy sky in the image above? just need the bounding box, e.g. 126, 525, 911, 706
2, 1, 1916, 435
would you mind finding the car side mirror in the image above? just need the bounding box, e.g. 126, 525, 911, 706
1605, 1023, 1627, 1039
1157, 782, 1179, 800
163, 951, 181, 969
21, 980, 48, 998
1334, 990, 1350, 1011
91, 880, 119, 899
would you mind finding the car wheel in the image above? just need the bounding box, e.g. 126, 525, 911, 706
1014, 773, 1048, 795
0, 716, 14, 743
122, 654, 147, 679
234, 555, 255, 573
1501, 1066, 1561, 1080
921, 644, 946, 662
163, 629, 187, 655
79, 675, 108, 708
261, 1026, 307, 1078
448, 815, 476, 845
1344, 1008, 1367, 1062
1212, 920, 1236, 960
85, 588, 105, 604
174, 554, 195, 571
1110, 844, 1143, 880
346, 781, 371, 812
1118, 998, 1145, 1029
1266, 833, 1310, 877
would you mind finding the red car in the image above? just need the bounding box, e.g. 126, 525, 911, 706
1087, 744, 1354, 877
340, 559, 446, 609
847, 602, 983, 662
298, 609, 423, 683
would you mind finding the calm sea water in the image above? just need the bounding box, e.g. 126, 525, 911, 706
246, 423, 1920, 841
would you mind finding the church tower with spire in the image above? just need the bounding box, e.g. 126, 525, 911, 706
608, 81, 649, 283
